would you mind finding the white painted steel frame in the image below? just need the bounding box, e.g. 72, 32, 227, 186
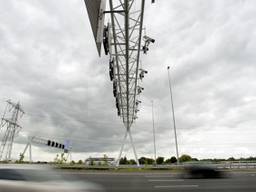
108, 0, 145, 166
21, 136, 49, 163
21, 136, 67, 162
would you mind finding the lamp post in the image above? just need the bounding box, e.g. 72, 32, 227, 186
167, 66, 180, 164
151, 100, 157, 166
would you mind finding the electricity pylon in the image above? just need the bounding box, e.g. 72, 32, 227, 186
0, 100, 24, 161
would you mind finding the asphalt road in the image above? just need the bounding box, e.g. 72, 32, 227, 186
63, 171, 256, 192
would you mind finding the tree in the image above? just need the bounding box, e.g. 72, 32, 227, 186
179, 154, 192, 162
227, 157, 235, 161
246, 157, 256, 161
129, 159, 136, 165
146, 158, 154, 165
170, 156, 177, 163
120, 157, 128, 164
78, 159, 83, 164
139, 157, 147, 164
156, 157, 164, 164
54, 153, 67, 164
18, 153, 25, 163
165, 156, 177, 164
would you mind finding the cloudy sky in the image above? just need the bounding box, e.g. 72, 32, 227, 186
0, 0, 256, 162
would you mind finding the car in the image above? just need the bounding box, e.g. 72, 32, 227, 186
0, 164, 104, 192
182, 165, 226, 179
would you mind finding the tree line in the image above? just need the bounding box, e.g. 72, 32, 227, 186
119, 155, 256, 165
120, 154, 193, 165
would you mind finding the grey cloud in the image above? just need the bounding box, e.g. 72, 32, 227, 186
0, 0, 256, 160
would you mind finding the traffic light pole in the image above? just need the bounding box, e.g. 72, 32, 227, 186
20, 136, 67, 162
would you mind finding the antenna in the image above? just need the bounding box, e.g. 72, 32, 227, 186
84, 0, 155, 167
0, 100, 24, 161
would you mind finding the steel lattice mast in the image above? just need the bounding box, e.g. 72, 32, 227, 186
0, 100, 24, 161
84, 0, 155, 167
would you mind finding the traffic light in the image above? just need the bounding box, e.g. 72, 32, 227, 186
46, 140, 65, 150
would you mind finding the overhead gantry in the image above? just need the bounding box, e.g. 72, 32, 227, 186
84, 0, 155, 167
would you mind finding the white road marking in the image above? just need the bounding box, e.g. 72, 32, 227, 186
148, 179, 184, 182
61, 172, 150, 175
154, 185, 199, 189
145, 175, 175, 178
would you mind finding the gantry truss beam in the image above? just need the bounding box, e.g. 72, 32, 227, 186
84, 0, 153, 167
109, 0, 145, 130
108, 0, 145, 166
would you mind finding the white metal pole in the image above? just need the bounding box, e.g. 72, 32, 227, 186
116, 130, 128, 167
167, 66, 180, 164
128, 130, 140, 167
151, 100, 157, 165
29, 142, 32, 163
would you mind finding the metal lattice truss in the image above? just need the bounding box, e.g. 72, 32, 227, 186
84, 0, 154, 167
107, 0, 148, 167
109, 0, 145, 130
0, 100, 24, 161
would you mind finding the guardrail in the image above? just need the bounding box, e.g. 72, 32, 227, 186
216, 162, 256, 169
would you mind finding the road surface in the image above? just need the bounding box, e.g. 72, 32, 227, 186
63, 171, 256, 192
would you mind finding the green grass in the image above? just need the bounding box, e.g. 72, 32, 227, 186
54, 164, 185, 172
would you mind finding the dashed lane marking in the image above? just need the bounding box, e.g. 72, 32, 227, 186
154, 185, 199, 189
148, 179, 184, 182
144, 175, 175, 178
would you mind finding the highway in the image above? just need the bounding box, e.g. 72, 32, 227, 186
64, 171, 256, 192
